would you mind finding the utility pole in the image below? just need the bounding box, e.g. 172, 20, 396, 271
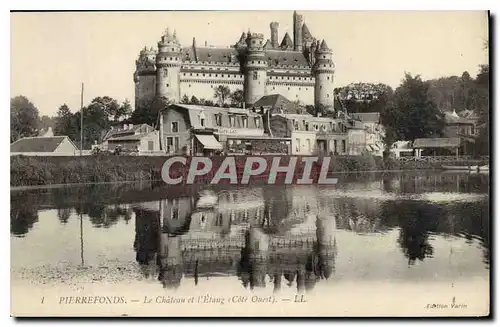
80, 82, 84, 156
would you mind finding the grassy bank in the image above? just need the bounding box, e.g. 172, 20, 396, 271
9, 154, 475, 187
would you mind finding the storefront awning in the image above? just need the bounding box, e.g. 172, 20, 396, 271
195, 134, 223, 150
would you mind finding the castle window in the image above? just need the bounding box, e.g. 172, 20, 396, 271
272, 86, 275, 90
327, 94, 330, 98
252, 61, 255, 64
320, 86, 323, 89
189, 84, 191, 87
166, 84, 169, 87
170, 57, 172, 60
217, 67, 220, 70
203, 73, 205, 76
323, 55, 325, 59
253, 71, 258, 80
293, 77, 295, 80
258, 61, 261, 64
190, 73, 192, 76
242, 117, 248, 128
288, 87, 290, 90
229, 115, 235, 127
222, 74, 224, 77
327, 77, 330, 80
209, 74, 212, 77
172, 48, 175, 51
299, 88, 301, 90
196, 73, 199, 76
323, 65, 326, 67
296, 94, 298, 98
215, 74, 218, 77
255, 117, 261, 128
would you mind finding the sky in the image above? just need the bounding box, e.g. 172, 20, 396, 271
10, 11, 489, 117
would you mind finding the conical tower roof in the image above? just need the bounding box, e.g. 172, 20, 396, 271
319, 39, 330, 51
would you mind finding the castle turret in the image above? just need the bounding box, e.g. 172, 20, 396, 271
244, 32, 267, 107
156, 27, 182, 103
293, 11, 304, 52
313, 39, 335, 112
134, 46, 157, 105
270, 22, 279, 48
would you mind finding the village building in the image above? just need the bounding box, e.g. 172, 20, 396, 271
100, 123, 160, 153
413, 137, 462, 157
160, 103, 291, 155
11, 135, 79, 156
269, 113, 349, 155
350, 112, 385, 156
389, 141, 414, 158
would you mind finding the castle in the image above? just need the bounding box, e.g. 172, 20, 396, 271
133, 11, 335, 111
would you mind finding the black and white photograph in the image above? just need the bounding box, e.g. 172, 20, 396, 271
9, 9, 490, 317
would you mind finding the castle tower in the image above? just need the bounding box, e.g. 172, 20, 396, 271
244, 32, 267, 107
293, 11, 304, 52
156, 28, 182, 103
134, 46, 157, 105
313, 39, 335, 112
270, 22, 279, 48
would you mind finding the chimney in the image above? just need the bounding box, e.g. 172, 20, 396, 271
270, 22, 279, 48
293, 11, 304, 52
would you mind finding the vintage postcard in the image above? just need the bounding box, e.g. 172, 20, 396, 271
10, 10, 490, 317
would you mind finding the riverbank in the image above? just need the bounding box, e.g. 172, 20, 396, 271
9, 154, 476, 187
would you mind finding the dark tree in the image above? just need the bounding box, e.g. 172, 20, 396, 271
213, 85, 231, 105
11, 96, 40, 142
230, 89, 245, 108
381, 73, 444, 146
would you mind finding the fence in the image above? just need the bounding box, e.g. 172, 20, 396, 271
395, 155, 488, 164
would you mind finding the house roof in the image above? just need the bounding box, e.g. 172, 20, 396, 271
11, 136, 77, 152
351, 112, 380, 123
444, 111, 475, 125
108, 132, 155, 141
105, 124, 154, 140
253, 94, 302, 113
413, 137, 461, 149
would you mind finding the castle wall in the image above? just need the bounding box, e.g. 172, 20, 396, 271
266, 83, 314, 105
136, 74, 156, 104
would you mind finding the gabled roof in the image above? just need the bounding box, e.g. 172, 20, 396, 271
253, 94, 301, 113
11, 136, 77, 152
263, 39, 273, 49
280, 32, 293, 50
351, 112, 380, 123
413, 137, 461, 149
302, 23, 313, 40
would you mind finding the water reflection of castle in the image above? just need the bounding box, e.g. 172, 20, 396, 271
132, 187, 337, 291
